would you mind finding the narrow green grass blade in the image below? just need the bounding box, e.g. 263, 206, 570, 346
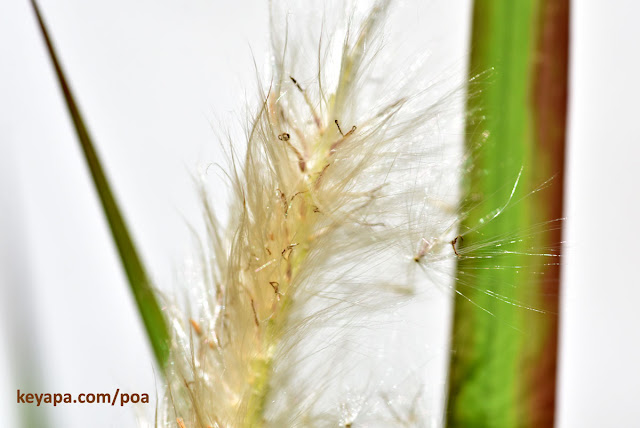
446, 1, 569, 427
30, 0, 170, 368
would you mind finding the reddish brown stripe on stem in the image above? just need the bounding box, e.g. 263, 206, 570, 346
527, 0, 570, 425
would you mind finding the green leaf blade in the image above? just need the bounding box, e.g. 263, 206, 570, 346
30, 0, 170, 368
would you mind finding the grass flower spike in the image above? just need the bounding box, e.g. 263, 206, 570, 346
162, 1, 467, 426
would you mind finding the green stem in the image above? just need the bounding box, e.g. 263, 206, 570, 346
446, 0, 569, 427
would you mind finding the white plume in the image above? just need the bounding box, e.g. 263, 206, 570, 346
160, 1, 468, 427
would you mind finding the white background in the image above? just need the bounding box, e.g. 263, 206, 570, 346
0, 0, 638, 427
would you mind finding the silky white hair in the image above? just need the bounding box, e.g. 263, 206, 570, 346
159, 1, 471, 426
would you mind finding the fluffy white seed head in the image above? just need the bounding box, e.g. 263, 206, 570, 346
158, 1, 475, 427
